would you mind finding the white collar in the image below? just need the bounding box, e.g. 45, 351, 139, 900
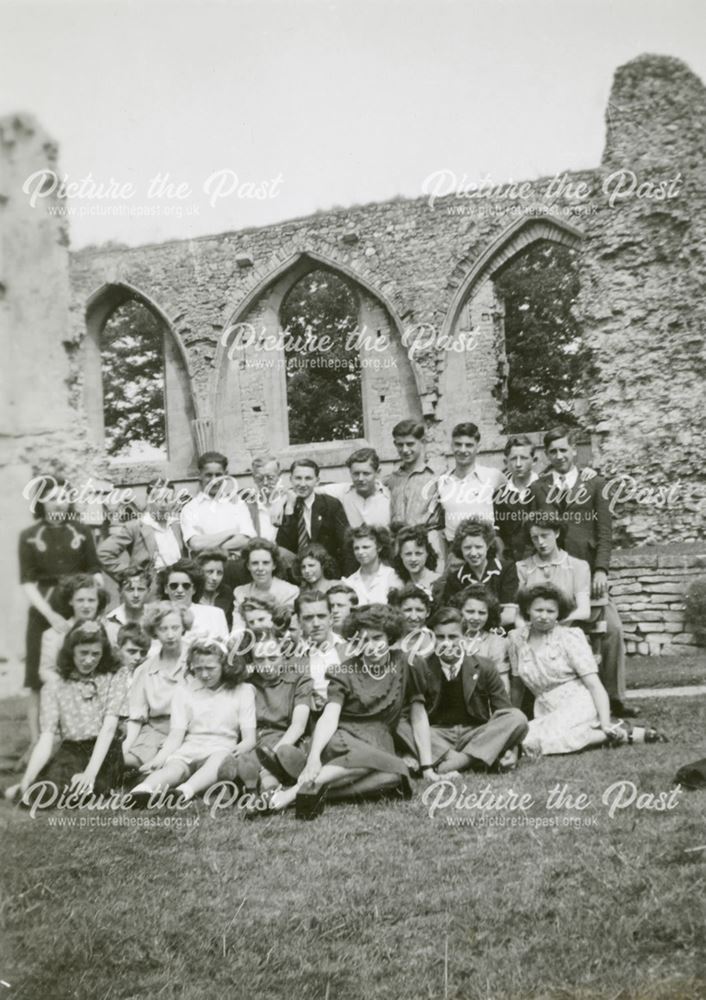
529, 550, 569, 569
143, 512, 171, 532
506, 471, 538, 493
439, 649, 465, 679
295, 492, 316, 510
346, 482, 387, 498
551, 467, 579, 488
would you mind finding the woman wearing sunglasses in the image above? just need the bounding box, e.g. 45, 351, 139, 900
157, 559, 229, 640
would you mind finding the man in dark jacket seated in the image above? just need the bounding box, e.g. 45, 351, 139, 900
396, 607, 527, 776
276, 459, 353, 577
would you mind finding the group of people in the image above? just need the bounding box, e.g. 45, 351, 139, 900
9, 420, 665, 819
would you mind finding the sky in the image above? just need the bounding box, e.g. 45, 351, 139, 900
2, 0, 705, 248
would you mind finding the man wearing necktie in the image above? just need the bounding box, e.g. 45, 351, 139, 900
395, 608, 527, 777
276, 459, 353, 577
528, 427, 635, 718
294, 495, 311, 552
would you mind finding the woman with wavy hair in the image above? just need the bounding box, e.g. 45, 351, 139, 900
19, 475, 102, 752
509, 584, 663, 756
291, 543, 340, 594
129, 637, 256, 806
232, 538, 299, 630
431, 517, 518, 626
122, 603, 191, 770
39, 574, 110, 684
6, 621, 126, 803
344, 525, 403, 605
392, 525, 439, 598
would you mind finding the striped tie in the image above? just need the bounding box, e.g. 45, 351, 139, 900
294, 496, 310, 552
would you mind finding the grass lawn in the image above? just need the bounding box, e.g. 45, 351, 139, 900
1, 693, 706, 1000
626, 653, 706, 691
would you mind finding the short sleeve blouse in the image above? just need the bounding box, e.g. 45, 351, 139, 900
40, 668, 129, 741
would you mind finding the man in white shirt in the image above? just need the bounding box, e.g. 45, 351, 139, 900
428, 422, 506, 547
239, 454, 289, 542
180, 451, 256, 554
295, 591, 345, 711
318, 447, 391, 527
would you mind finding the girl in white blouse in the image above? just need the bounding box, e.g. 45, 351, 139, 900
344, 526, 403, 605
130, 638, 256, 806
122, 603, 191, 769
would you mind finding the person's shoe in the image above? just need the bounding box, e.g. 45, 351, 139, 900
216, 754, 240, 783
242, 788, 280, 819
126, 789, 153, 810
520, 742, 542, 763
611, 700, 639, 718
497, 747, 519, 773
236, 756, 261, 794
121, 768, 142, 789
397, 774, 414, 800
3, 783, 21, 803
295, 781, 328, 820
256, 745, 306, 787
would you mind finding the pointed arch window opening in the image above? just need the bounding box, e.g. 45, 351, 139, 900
279, 268, 365, 446
491, 239, 590, 434
99, 299, 168, 463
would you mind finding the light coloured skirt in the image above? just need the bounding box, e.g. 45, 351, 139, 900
525, 679, 600, 755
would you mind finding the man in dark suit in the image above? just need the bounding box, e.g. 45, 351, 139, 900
276, 459, 353, 576
396, 608, 528, 775
528, 427, 635, 717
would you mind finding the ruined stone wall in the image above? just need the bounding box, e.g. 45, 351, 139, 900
65, 55, 705, 546
578, 55, 706, 547
0, 116, 85, 692
2, 56, 705, 690
611, 546, 706, 655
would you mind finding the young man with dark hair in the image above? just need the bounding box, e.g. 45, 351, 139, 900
528, 426, 634, 717
385, 419, 442, 528
396, 607, 527, 776
318, 447, 391, 528
493, 435, 540, 561
276, 459, 352, 575
296, 590, 346, 711
180, 451, 256, 556
325, 584, 359, 633
428, 423, 506, 552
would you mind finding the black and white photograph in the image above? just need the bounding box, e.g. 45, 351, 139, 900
1, 0, 705, 997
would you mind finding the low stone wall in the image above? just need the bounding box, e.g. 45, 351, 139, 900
611, 546, 706, 655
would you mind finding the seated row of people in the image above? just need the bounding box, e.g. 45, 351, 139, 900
8, 582, 664, 816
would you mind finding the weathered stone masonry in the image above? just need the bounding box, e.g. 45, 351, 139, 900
2, 54, 705, 682
65, 54, 705, 547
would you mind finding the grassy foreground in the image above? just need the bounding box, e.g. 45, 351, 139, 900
626, 653, 706, 691
1, 694, 705, 1000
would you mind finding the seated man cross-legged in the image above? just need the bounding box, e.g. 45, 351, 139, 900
396, 607, 528, 777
